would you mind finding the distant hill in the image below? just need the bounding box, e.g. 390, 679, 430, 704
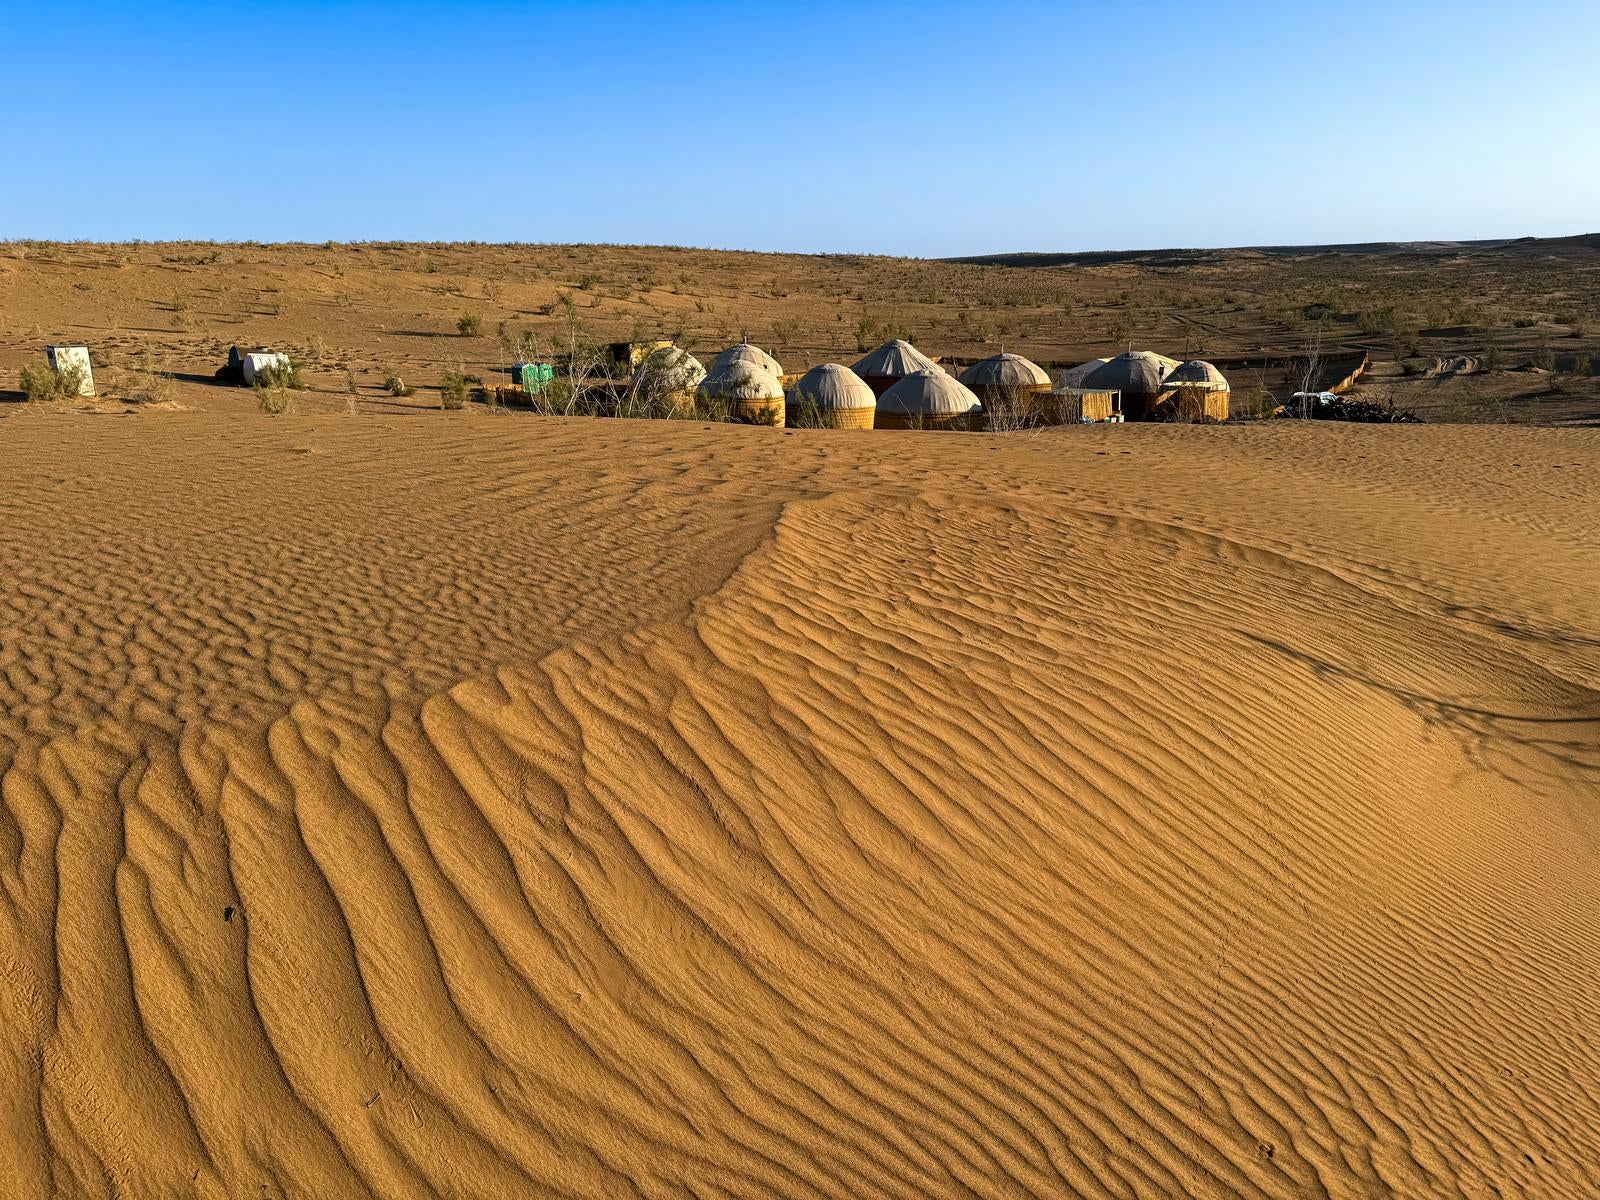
947, 233, 1600, 269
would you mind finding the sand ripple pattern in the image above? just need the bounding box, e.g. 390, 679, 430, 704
2, 416, 1598, 1198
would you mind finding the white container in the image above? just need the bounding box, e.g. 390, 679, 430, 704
242, 351, 291, 385
46, 345, 95, 396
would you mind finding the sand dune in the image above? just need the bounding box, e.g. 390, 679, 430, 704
1, 413, 1597, 1198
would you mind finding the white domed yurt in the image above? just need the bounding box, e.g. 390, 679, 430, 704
787, 363, 877, 429
697, 360, 786, 426
710, 342, 784, 380
1081, 351, 1181, 421
851, 339, 941, 397
629, 346, 706, 414
1161, 359, 1231, 421
876, 368, 983, 430
959, 352, 1053, 423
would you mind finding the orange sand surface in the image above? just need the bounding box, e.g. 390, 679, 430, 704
1, 412, 1597, 1198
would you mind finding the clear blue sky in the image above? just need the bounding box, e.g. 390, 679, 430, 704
4, 0, 1596, 255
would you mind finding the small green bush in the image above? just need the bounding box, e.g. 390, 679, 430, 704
253, 359, 305, 391
383, 372, 414, 397
439, 370, 469, 410
457, 314, 483, 337
257, 386, 293, 415
19, 360, 86, 402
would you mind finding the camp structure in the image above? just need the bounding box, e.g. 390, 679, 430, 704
240, 351, 292, 387
696, 360, 786, 426
1080, 351, 1181, 421
851, 339, 941, 397
709, 342, 784, 381
604, 340, 673, 375
511, 361, 555, 390
629, 346, 706, 414
786, 363, 877, 429
1161, 359, 1231, 421
1052, 358, 1110, 390
1048, 386, 1122, 423
45, 345, 95, 397
876, 368, 983, 430
959, 353, 1052, 422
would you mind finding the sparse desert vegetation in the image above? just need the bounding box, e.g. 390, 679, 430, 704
2, 237, 1596, 423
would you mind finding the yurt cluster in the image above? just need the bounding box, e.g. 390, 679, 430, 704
626, 339, 1232, 429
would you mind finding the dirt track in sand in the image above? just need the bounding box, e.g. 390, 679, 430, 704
1, 413, 1598, 1198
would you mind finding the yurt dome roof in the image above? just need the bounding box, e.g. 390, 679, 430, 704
1082, 351, 1181, 395
877, 368, 983, 415
698, 360, 784, 401
789, 363, 876, 410
1163, 359, 1231, 391
711, 342, 784, 378
852, 339, 940, 378
630, 346, 705, 390
958, 352, 1051, 390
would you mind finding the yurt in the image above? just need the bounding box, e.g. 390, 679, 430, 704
697, 360, 786, 426
959, 353, 1052, 423
876, 368, 983, 430
851, 339, 941, 397
1161, 359, 1231, 421
710, 342, 784, 380
629, 345, 705, 413
1081, 351, 1181, 421
786, 363, 877, 429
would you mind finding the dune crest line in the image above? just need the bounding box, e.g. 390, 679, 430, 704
1, 416, 1597, 1198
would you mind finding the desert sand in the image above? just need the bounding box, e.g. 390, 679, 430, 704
1, 410, 1597, 1198
3, 239, 1598, 425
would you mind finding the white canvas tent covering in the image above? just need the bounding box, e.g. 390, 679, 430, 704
1052, 358, 1110, 389
852, 339, 940, 379
788, 363, 876, 410
877, 368, 982, 416
46, 345, 95, 397
958, 353, 1050, 390
697, 360, 784, 401
242, 352, 291, 386
1162, 359, 1230, 391
1081, 351, 1181, 396
710, 342, 784, 379
630, 346, 706, 395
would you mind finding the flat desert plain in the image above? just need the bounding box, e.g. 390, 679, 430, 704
1, 408, 1597, 1199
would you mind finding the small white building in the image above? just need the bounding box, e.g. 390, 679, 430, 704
46, 345, 95, 396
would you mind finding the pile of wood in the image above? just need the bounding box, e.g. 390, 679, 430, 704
1305, 396, 1420, 425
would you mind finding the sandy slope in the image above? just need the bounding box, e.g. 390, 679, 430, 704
1, 413, 1597, 1199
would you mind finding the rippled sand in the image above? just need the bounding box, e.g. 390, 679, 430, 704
2, 412, 1597, 1198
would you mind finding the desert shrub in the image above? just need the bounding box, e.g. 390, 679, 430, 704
18, 359, 86, 402
253, 359, 305, 390
306, 333, 328, 361
457, 314, 483, 337
383, 372, 414, 397
439, 370, 469, 409
122, 347, 174, 404
257, 385, 294, 415
1513, 317, 1536, 329
786, 396, 823, 430
1574, 354, 1593, 377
